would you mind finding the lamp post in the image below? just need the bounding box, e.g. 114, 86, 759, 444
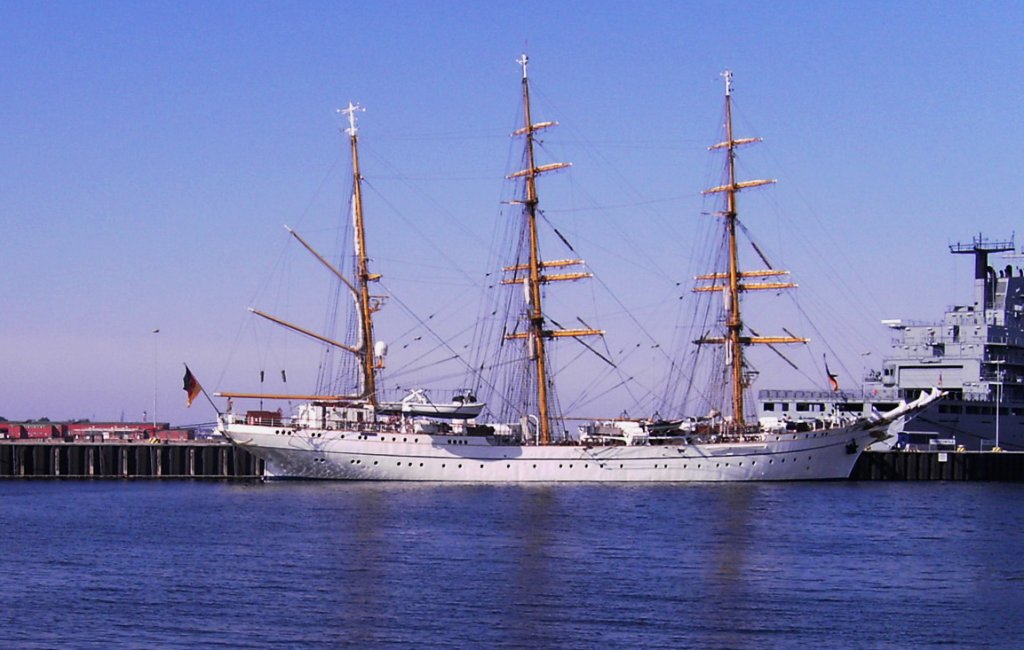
860, 351, 871, 396
152, 328, 160, 429
992, 359, 1004, 451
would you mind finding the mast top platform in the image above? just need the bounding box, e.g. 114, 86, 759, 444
949, 233, 1014, 255
950, 233, 1015, 282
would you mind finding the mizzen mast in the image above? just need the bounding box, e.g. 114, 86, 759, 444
340, 102, 383, 406
696, 71, 804, 426
503, 54, 602, 444
217, 103, 384, 406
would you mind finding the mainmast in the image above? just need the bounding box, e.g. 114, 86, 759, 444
503, 54, 601, 444
696, 71, 803, 426
341, 102, 382, 405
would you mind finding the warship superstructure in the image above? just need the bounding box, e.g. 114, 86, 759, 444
759, 236, 1024, 451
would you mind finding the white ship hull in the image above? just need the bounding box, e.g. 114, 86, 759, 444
220, 420, 889, 482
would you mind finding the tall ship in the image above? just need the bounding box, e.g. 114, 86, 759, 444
758, 236, 1023, 451
214, 59, 941, 481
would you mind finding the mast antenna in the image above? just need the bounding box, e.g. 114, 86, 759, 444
339, 102, 365, 136
517, 53, 529, 80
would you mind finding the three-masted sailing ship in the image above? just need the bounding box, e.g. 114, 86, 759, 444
215, 60, 942, 481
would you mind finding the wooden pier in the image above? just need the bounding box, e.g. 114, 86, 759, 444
851, 450, 1024, 481
0, 441, 263, 479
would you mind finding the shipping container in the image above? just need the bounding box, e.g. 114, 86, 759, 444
25, 424, 57, 438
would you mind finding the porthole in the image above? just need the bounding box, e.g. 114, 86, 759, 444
373, 461, 378, 465
458, 464, 462, 468
507, 464, 511, 469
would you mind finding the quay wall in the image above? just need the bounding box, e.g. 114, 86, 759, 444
0, 442, 263, 479
852, 450, 1024, 481
1, 443, 1020, 481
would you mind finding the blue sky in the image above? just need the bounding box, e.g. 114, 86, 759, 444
3, 1, 1022, 425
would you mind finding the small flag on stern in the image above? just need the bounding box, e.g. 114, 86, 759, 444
183, 365, 202, 407
824, 356, 840, 392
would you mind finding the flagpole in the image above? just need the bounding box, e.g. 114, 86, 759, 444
200, 384, 222, 416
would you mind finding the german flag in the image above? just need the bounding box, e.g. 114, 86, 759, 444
183, 365, 202, 407
824, 356, 840, 392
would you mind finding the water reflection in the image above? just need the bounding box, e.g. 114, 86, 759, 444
9, 481, 1019, 648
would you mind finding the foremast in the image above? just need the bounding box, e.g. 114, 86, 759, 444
695, 71, 805, 427
503, 54, 602, 444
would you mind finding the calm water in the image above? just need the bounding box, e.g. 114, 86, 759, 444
1, 481, 1022, 649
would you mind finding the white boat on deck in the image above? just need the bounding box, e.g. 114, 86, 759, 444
377, 389, 485, 419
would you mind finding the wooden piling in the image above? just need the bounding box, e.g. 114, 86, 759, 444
0, 441, 264, 479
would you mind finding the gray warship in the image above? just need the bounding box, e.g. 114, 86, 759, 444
758, 235, 1023, 451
